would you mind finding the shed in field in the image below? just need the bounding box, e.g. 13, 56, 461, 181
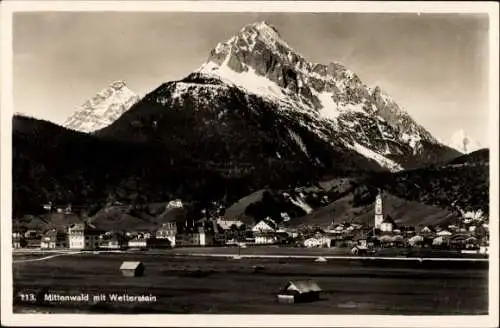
277, 280, 322, 304
120, 261, 145, 277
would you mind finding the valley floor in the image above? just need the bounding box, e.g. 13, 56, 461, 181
12, 252, 488, 315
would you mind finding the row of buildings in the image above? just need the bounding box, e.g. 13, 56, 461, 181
12, 216, 285, 250
12, 216, 488, 252
12, 192, 489, 251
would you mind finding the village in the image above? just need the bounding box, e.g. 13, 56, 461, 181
12, 192, 490, 256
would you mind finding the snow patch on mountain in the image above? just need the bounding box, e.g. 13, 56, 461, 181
401, 132, 422, 154
347, 142, 403, 172
311, 89, 340, 120
283, 192, 313, 214
290, 196, 313, 214
287, 128, 309, 156
199, 59, 284, 100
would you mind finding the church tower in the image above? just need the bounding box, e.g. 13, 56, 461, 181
374, 189, 384, 229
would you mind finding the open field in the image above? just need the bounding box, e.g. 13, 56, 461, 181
13, 252, 488, 314
171, 246, 489, 259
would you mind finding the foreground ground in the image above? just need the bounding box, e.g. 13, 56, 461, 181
12, 250, 488, 315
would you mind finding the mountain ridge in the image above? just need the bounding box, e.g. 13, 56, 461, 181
193, 21, 459, 168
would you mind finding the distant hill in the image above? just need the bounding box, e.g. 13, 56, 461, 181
447, 148, 489, 165
289, 192, 458, 228
223, 153, 489, 228
365, 161, 489, 216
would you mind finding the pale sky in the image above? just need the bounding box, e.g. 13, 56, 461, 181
13, 12, 490, 145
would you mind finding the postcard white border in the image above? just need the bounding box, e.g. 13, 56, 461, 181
1, 1, 499, 327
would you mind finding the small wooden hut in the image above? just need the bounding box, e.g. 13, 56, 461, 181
277, 280, 322, 304
120, 261, 145, 277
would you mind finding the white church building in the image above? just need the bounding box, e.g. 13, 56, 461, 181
374, 190, 384, 230
374, 190, 394, 233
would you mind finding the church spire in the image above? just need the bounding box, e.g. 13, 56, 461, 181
374, 189, 384, 230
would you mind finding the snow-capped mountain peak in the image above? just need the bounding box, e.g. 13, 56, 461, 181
448, 129, 482, 154
193, 21, 449, 170
64, 81, 140, 133
102, 21, 458, 175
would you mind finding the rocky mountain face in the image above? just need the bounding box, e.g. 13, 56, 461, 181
448, 129, 482, 154
99, 21, 458, 173
195, 21, 459, 168
63, 81, 140, 133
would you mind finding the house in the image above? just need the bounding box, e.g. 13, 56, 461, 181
284, 228, 299, 238
120, 261, 145, 277
420, 226, 436, 235
351, 244, 371, 255
276, 222, 287, 233
330, 225, 345, 234
380, 217, 396, 233
176, 226, 215, 247
156, 222, 177, 247
400, 225, 416, 237
213, 218, 245, 245
100, 232, 128, 249
391, 235, 405, 247
216, 218, 244, 230
24, 229, 39, 239
465, 236, 479, 249
448, 234, 469, 249
123, 230, 151, 240
175, 232, 201, 246
378, 234, 393, 246
12, 232, 27, 249
277, 280, 322, 304
432, 236, 449, 248
252, 219, 277, 245
252, 219, 277, 233
127, 235, 172, 249
437, 230, 452, 237
254, 232, 277, 245
304, 236, 331, 248
468, 225, 478, 233
40, 229, 67, 249
276, 232, 291, 245
479, 246, 489, 254
68, 223, 103, 250
357, 239, 368, 248
128, 238, 149, 249
408, 235, 424, 247
137, 231, 152, 240
166, 199, 183, 209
